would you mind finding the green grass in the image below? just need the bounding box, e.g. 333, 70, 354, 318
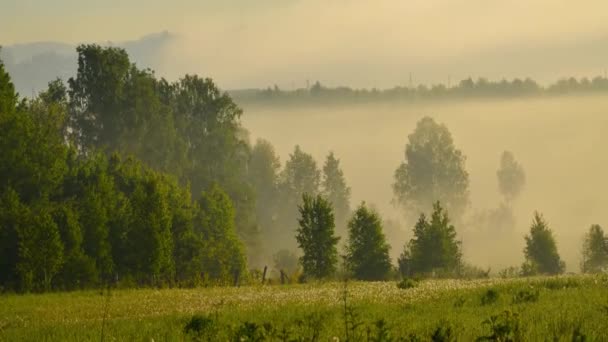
1, 275, 607, 341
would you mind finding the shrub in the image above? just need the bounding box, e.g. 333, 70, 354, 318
184, 314, 217, 340
480, 288, 500, 306
397, 278, 418, 290
476, 310, 522, 341
431, 320, 456, 342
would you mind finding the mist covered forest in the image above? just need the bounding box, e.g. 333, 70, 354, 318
1, 44, 608, 293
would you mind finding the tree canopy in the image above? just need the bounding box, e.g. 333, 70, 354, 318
497, 151, 526, 202
393, 117, 469, 220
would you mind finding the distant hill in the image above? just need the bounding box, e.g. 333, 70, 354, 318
0, 31, 176, 96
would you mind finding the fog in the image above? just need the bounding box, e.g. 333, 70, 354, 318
241, 95, 608, 272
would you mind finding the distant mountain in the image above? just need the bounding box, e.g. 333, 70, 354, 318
0, 31, 176, 96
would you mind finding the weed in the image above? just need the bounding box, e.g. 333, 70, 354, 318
397, 278, 418, 290
184, 314, 217, 341
476, 310, 521, 342
431, 320, 456, 342
481, 288, 500, 306
511, 288, 539, 304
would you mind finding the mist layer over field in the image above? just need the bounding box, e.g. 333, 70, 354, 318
240, 95, 608, 271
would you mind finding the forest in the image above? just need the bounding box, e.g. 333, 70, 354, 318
230, 76, 608, 107
1, 45, 607, 295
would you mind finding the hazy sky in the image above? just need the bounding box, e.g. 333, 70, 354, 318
3, 0, 608, 88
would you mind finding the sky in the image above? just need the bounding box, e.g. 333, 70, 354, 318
2, 0, 608, 88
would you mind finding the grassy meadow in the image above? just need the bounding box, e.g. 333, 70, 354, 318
1, 275, 607, 341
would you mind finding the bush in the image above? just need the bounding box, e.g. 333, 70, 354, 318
397, 278, 418, 290
431, 320, 456, 342
477, 310, 522, 341
480, 288, 500, 306
184, 314, 217, 340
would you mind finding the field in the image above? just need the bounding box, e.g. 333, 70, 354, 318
1, 275, 607, 341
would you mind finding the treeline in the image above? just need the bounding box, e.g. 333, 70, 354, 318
0, 54, 251, 291
230, 76, 608, 107
2, 44, 608, 293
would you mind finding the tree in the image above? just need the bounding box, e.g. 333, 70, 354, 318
0, 50, 18, 114
196, 184, 247, 284
248, 139, 281, 239
522, 212, 565, 275
581, 224, 608, 273
399, 202, 462, 276
295, 194, 339, 279
393, 117, 469, 220
322, 152, 351, 238
497, 151, 525, 202
280, 145, 320, 201
276, 145, 320, 248
345, 203, 392, 280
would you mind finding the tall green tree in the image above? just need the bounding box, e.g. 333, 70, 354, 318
522, 212, 565, 275
296, 194, 339, 279
322, 152, 351, 238
581, 224, 608, 273
393, 117, 469, 220
399, 202, 462, 276
345, 203, 392, 280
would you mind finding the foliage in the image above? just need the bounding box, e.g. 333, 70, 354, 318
480, 288, 500, 306
248, 139, 281, 256
522, 212, 565, 276
399, 202, 462, 277
322, 152, 351, 237
393, 117, 469, 219
581, 224, 608, 273
431, 320, 456, 342
345, 203, 392, 280
295, 194, 340, 279
476, 310, 522, 342
397, 278, 418, 290
496, 151, 526, 202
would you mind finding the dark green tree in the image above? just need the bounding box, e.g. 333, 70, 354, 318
322, 152, 351, 238
345, 203, 392, 280
581, 224, 608, 273
399, 202, 462, 276
522, 212, 565, 275
0, 50, 18, 114
295, 194, 339, 279
393, 117, 469, 219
